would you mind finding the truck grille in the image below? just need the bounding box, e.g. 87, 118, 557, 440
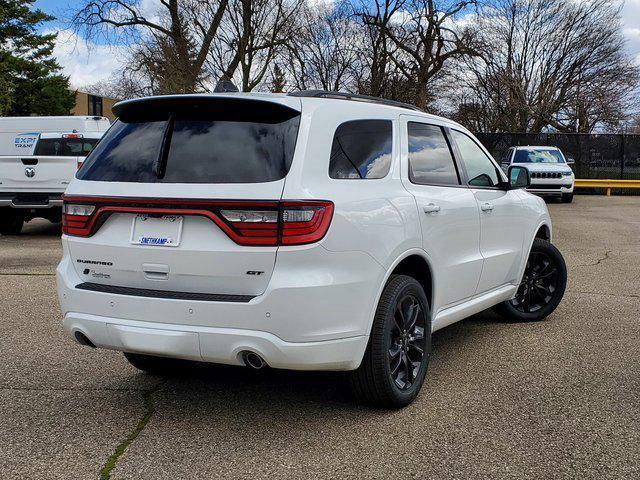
530, 171, 562, 179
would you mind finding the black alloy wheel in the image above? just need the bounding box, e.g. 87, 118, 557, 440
495, 238, 567, 322
350, 274, 431, 408
388, 294, 426, 390
510, 250, 559, 313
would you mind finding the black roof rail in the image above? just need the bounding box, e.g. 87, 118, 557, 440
287, 90, 423, 112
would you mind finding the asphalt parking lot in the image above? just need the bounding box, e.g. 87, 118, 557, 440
0, 195, 638, 479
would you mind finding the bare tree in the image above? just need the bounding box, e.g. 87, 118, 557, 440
285, 1, 358, 92
269, 64, 287, 92
72, 0, 228, 93
354, 0, 404, 99
457, 0, 640, 133
81, 71, 151, 100
210, 0, 303, 92
361, 0, 479, 109
554, 59, 639, 133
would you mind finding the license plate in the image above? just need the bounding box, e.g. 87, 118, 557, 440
130, 215, 183, 247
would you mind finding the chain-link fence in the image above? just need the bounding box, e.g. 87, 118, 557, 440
475, 133, 640, 181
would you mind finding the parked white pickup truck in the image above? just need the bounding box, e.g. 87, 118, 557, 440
0, 116, 110, 234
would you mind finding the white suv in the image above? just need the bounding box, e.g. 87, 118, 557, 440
500, 146, 575, 203
56, 92, 567, 407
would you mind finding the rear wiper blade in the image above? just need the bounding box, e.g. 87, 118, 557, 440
154, 114, 174, 179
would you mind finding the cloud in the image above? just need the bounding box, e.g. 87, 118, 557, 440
48, 28, 128, 89
622, 0, 640, 61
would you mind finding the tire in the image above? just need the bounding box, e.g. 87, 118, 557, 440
349, 274, 431, 408
561, 193, 573, 203
123, 352, 195, 375
0, 209, 24, 235
494, 238, 567, 322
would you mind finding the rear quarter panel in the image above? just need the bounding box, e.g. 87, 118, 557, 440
282, 99, 421, 269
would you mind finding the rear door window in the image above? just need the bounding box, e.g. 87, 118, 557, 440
329, 120, 392, 179
407, 123, 460, 186
78, 100, 301, 183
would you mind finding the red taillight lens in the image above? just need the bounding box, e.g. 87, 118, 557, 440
77, 160, 83, 170
62, 197, 334, 246
62, 203, 96, 236
280, 201, 334, 245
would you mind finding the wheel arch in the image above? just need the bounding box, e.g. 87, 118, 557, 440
364, 249, 436, 341
517, 220, 553, 284
535, 223, 551, 241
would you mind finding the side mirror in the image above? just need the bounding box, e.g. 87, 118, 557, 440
566, 157, 575, 165
508, 165, 530, 189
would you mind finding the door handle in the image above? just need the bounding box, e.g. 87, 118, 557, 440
480, 202, 494, 212
423, 203, 441, 214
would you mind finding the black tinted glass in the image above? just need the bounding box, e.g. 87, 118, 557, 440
78, 100, 301, 183
78, 120, 164, 182
34, 138, 99, 157
408, 123, 459, 186
162, 117, 299, 183
329, 120, 392, 179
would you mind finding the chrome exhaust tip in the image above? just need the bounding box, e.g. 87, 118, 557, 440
242, 351, 266, 370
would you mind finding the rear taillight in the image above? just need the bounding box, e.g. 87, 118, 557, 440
62, 203, 96, 236
217, 201, 333, 246
280, 201, 334, 245
62, 197, 333, 246
77, 160, 83, 170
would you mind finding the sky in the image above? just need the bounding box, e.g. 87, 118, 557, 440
33, 0, 640, 90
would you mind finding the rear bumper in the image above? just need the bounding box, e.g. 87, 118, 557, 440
56, 241, 384, 371
0, 192, 63, 208
63, 313, 367, 370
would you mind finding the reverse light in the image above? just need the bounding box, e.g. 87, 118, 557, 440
63, 204, 95, 216
62, 197, 333, 246
220, 210, 278, 223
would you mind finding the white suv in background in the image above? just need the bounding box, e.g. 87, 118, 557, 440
56, 92, 567, 408
500, 146, 575, 203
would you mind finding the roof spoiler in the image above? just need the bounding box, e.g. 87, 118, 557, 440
112, 95, 300, 123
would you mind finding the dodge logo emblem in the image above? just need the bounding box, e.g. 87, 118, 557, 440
24, 167, 36, 178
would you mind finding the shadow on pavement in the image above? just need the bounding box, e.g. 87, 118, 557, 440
124, 308, 509, 412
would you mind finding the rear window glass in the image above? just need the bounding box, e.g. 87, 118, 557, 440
34, 138, 99, 157
329, 120, 392, 179
77, 100, 301, 183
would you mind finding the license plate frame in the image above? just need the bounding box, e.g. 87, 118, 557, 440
130, 214, 184, 247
